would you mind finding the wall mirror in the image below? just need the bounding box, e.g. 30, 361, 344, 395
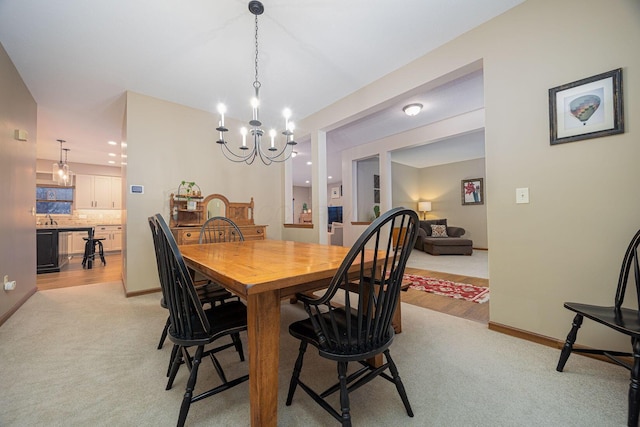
204, 194, 228, 219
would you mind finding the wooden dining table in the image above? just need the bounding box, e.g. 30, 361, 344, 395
179, 239, 388, 427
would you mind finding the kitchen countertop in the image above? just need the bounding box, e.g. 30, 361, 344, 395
36, 224, 122, 229
36, 225, 95, 232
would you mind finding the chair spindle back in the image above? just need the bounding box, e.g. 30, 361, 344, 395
302, 207, 418, 358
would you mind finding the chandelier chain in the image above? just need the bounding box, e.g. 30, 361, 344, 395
253, 13, 261, 90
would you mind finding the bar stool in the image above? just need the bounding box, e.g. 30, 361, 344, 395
82, 237, 106, 269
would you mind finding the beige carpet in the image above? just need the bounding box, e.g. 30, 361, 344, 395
407, 249, 489, 279
0, 281, 628, 426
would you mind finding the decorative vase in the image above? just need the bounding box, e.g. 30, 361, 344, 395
187, 200, 197, 211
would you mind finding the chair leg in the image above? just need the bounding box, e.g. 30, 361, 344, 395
286, 340, 307, 405
82, 240, 94, 269
177, 345, 204, 427
337, 361, 352, 427
231, 332, 245, 361
385, 349, 414, 417
158, 317, 170, 350
556, 314, 583, 372
81, 240, 89, 268
629, 337, 640, 427
97, 241, 106, 265
209, 352, 228, 384
166, 346, 183, 390
167, 344, 180, 377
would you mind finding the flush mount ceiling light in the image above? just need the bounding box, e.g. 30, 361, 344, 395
215, 0, 296, 165
52, 139, 73, 186
402, 103, 423, 116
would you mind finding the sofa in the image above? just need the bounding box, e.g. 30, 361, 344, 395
414, 219, 473, 255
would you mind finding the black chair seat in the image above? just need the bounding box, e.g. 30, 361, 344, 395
557, 228, 640, 427
170, 300, 247, 346
564, 302, 640, 337
289, 308, 394, 361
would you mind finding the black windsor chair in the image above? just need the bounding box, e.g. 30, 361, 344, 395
156, 216, 244, 350
285, 207, 419, 426
148, 214, 248, 427
557, 228, 640, 427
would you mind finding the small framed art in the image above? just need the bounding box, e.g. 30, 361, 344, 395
549, 68, 624, 145
461, 178, 484, 206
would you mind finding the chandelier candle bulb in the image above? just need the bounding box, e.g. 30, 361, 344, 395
283, 108, 291, 130
241, 127, 248, 148
218, 104, 226, 126
251, 98, 259, 121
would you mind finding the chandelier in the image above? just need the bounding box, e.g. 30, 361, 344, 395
52, 139, 73, 186
215, 0, 296, 165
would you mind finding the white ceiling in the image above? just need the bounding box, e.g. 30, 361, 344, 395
0, 0, 522, 185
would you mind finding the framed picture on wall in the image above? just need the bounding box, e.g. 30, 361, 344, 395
461, 178, 484, 205
331, 187, 340, 199
549, 68, 624, 145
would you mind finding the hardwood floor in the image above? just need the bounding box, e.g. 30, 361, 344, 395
35, 253, 489, 324
36, 253, 123, 291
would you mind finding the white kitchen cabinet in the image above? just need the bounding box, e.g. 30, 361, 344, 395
75, 174, 121, 209
110, 177, 122, 209
94, 225, 123, 252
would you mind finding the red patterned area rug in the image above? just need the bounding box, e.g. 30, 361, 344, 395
403, 274, 490, 303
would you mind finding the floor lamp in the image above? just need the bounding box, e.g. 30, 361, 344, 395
418, 201, 432, 220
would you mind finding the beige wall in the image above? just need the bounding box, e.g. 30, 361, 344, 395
302, 0, 640, 350
418, 158, 488, 248
0, 42, 37, 322
481, 0, 639, 349
123, 92, 284, 293
391, 162, 420, 213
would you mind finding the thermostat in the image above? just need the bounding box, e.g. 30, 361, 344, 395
130, 185, 144, 194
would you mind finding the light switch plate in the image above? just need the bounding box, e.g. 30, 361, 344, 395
516, 187, 529, 204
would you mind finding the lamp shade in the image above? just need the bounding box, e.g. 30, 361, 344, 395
418, 201, 432, 212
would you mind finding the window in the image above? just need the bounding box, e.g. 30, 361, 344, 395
36, 187, 73, 215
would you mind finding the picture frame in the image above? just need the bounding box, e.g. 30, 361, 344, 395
549, 68, 624, 145
331, 186, 340, 199
461, 178, 484, 206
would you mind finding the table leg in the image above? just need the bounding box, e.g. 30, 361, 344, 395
247, 291, 280, 427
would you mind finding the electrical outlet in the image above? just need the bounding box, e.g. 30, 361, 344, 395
3, 275, 16, 291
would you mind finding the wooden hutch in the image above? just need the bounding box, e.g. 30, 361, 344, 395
169, 193, 267, 245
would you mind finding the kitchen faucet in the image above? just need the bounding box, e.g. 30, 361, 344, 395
45, 214, 58, 226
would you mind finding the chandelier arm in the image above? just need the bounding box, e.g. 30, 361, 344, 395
256, 139, 295, 163
219, 142, 258, 164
